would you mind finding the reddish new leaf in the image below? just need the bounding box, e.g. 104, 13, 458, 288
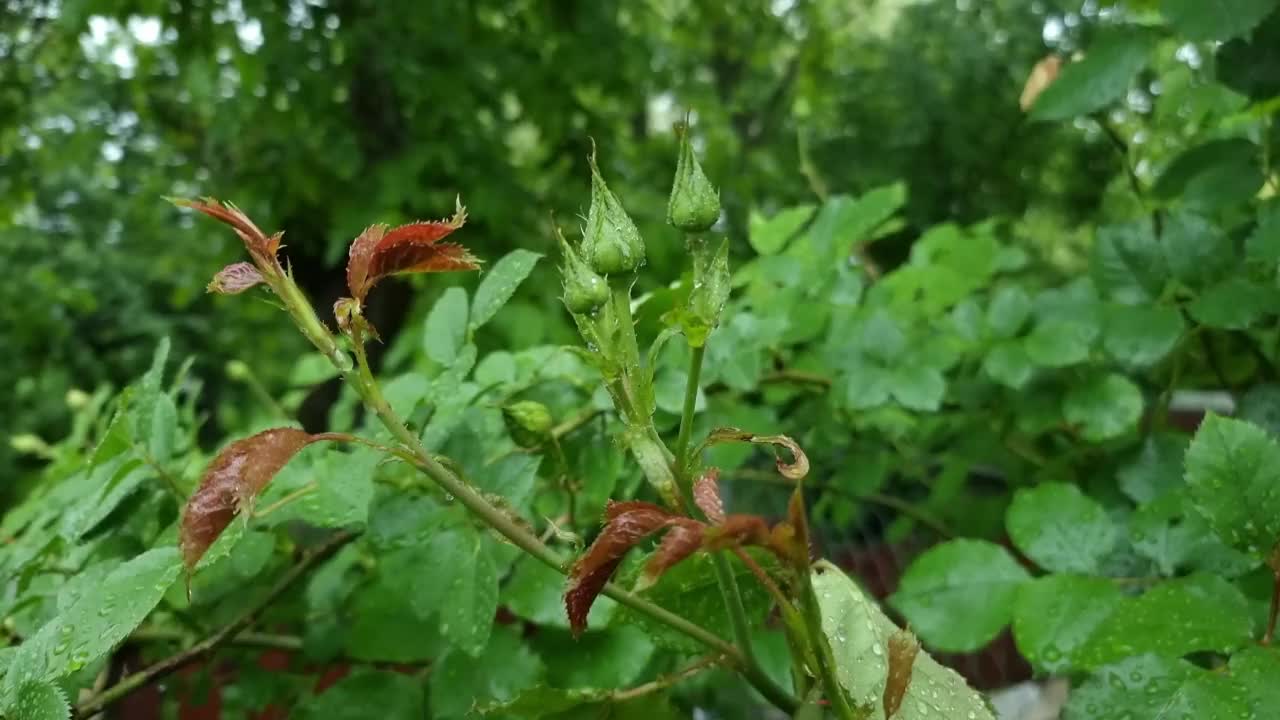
884, 629, 920, 719
180, 428, 318, 573
565, 500, 672, 635
705, 514, 771, 551
693, 468, 725, 524
345, 203, 477, 303
641, 518, 706, 588
172, 197, 280, 259
207, 262, 266, 294
345, 224, 385, 302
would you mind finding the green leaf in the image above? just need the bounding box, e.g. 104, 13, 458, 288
535, 625, 655, 689
622, 552, 773, 653
260, 446, 378, 529
1162, 0, 1280, 41
8, 680, 69, 720
1064, 654, 1253, 719
1184, 414, 1280, 555
888, 539, 1031, 652
813, 567, 995, 720
296, 669, 425, 720
478, 687, 682, 719
1030, 26, 1158, 121
1012, 575, 1123, 674
418, 527, 499, 656
888, 364, 946, 412
470, 249, 541, 332
424, 286, 469, 366
982, 341, 1034, 389
1189, 277, 1277, 329
429, 625, 544, 718
748, 205, 814, 255
1007, 483, 1117, 573
1117, 433, 1188, 504
1160, 211, 1237, 286
1217, 11, 1280, 99
1237, 383, 1280, 437
503, 556, 616, 630
1130, 491, 1259, 577
1154, 139, 1265, 212
1023, 320, 1097, 367
1092, 222, 1167, 303
1230, 646, 1280, 714
1062, 373, 1144, 441
1102, 302, 1184, 367
1247, 198, 1280, 265
2, 548, 181, 694
1073, 574, 1254, 668
985, 286, 1032, 338
344, 555, 447, 662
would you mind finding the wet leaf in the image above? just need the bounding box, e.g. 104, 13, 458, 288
565, 501, 674, 635
641, 519, 705, 587
180, 428, 319, 572
814, 567, 995, 720
883, 629, 919, 719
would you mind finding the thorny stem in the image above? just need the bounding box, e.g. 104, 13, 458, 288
274, 277, 797, 713
669, 333, 773, 699
74, 531, 356, 718
610, 654, 724, 701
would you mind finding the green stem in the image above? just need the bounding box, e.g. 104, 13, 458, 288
272, 278, 796, 713
799, 577, 857, 719
674, 344, 706, 478
710, 552, 755, 659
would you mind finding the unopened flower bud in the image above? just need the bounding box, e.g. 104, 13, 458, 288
558, 228, 609, 314
225, 359, 251, 381
65, 388, 90, 410
502, 401, 554, 448
11, 433, 51, 456
583, 146, 645, 275
667, 126, 720, 232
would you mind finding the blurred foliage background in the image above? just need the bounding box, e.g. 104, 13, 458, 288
0, 0, 1217, 499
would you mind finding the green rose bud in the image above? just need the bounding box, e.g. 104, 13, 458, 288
583, 146, 645, 275
10, 433, 51, 456
502, 400, 554, 448
558, 228, 609, 314
666, 125, 720, 233
65, 388, 90, 410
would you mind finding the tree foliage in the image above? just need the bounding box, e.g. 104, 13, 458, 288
5, 0, 1280, 718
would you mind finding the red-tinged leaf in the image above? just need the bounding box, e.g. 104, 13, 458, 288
207, 262, 266, 294
693, 468, 725, 524
884, 629, 920, 719
347, 204, 476, 302
641, 518, 705, 588
704, 514, 771, 551
173, 197, 277, 258
345, 224, 385, 301
180, 428, 318, 572
565, 500, 673, 635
